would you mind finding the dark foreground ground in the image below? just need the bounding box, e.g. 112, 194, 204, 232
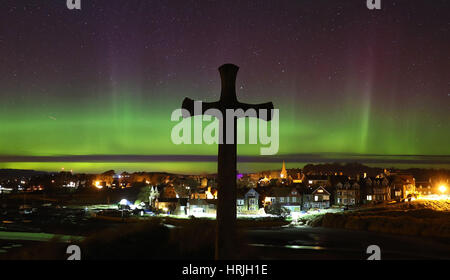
1, 224, 449, 260
1, 199, 449, 260
245, 226, 450, 260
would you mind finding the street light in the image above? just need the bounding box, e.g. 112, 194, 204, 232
438, 184, 447, 194
94, 181, 103, 189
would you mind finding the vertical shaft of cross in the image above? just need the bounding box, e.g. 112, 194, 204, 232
180, 63, 274, 260
216, 116, 237, 260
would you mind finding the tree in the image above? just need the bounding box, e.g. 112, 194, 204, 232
136, 186, 151, 203
174, 184, 190, 198
265, 203, 290, 217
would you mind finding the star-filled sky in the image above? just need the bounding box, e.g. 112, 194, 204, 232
0, 0, 449, 173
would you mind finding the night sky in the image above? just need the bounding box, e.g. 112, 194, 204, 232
0, 0, 449, 173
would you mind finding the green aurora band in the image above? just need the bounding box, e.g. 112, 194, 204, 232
1, 85, 449, 173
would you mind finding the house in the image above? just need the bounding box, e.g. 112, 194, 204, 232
237, 188, 260, 214
362, 177, 391, 203
155, 198, 188, 215
302, 186, 331, 210
335, 180, 361, 206
188, 199, 217, 216
265, 187, 302, 213
190, 186, 218, 200
423, 177, 449, 195
391, 174, 415, 200
185, 181, 218, 215
416, 180, 433, 196
414, 177, 446, 196
305, 175, 330, 187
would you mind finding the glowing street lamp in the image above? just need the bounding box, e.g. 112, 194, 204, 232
438, 184, 447, 194
94, 181, 103, 189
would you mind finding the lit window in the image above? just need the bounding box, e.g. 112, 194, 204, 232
314, 195, 318, 201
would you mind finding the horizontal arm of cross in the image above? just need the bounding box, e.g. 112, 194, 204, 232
181, 97, 220, 117
237, 101, 274, 121
182, 97, 274, 121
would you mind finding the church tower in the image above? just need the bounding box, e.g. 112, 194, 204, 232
280, 161, 287, 179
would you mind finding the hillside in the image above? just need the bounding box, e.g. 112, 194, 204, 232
301, 200, 450, 238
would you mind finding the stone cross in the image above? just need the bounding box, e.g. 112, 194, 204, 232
181, 64, 274, 259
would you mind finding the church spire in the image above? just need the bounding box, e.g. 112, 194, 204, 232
280, 161, 287, 179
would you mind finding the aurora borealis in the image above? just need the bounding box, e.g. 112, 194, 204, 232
0, 0, 449, 173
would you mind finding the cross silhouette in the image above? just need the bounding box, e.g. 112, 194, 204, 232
181, 63, 274, 259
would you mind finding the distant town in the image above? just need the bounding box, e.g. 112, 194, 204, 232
1, 162, 448, 218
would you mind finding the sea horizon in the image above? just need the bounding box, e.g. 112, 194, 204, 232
1, 152, 449, 174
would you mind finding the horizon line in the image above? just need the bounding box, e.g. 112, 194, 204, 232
0, 153, 450, 165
